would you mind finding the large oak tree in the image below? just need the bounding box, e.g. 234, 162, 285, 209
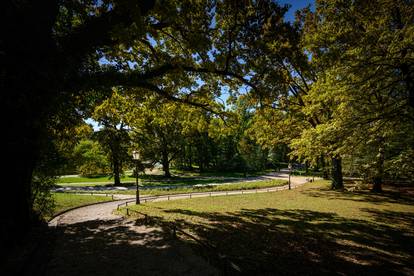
2, 0, 291, 250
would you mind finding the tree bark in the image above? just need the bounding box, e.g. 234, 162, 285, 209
161, 149, 171, 178
188, 144, 193, 170
372, 143, 385, 192
320, 155, 329, 179
113, 158, 121, 186
331, 157, 344, 190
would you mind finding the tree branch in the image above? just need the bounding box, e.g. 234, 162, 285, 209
59, 1, 156, 61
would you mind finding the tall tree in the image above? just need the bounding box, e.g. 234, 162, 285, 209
128, 96, 193, 177
92, 89, 131, 185
299, 0, 414, 191
1, 0, 308, 249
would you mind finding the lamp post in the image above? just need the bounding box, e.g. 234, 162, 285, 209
288, 163, 292, 190
132, 150, 140, 204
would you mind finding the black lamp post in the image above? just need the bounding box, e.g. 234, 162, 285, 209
288, 163, 292, 190
132, 150, 140, 204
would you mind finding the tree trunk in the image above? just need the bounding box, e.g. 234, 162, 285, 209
188, 144, 193, 170
113, 158, 121, 186
372, 143, 385, 192
2, 123, 39, 254
3, 1, 58, 251
161, 149, 171, 178
372, 177, 383, 193
331, 157, 344, 190
319, 155, 329, 179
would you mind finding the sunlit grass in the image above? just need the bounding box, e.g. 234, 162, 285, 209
119, 180, 414, 274
62, 179, 287, 196
52, 193, 113, 217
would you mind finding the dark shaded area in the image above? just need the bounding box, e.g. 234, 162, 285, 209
302, 186, 414, 206
151, 207, 414, 275
44, 219, 218, 276
1, 224, 56, 276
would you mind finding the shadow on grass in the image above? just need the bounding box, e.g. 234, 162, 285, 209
46, 219, 218, 276
155, 207, 414, 275
301, 185, 414, 206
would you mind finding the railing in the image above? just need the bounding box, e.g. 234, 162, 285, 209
117, 182, 305, 210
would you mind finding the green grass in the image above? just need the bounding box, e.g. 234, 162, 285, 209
170, 169, 274, 178
120, 180, 414, 274
52, 193, 113, 217
56, 175, 136, 185
55, 169, 276, 186
63, 179, 287, 196
140, 179, 287, 196
56, 175, 242, 187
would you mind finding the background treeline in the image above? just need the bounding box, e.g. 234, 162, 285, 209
55, 93, 290, 179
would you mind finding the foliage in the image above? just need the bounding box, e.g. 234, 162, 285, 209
127, 95, 196, 176
296, 0, 414, 188
73, 139, 111, 176
31, 173, 56, 220
92, 89, 132, 184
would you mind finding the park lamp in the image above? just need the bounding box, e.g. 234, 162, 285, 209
132, 150, 141, 204
288, 163, 292, 190
132, 150, 140, 161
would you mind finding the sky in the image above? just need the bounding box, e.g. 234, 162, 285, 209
280, 0, 314, 22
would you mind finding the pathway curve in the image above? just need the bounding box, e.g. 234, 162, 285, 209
46, 172, 312, 275
50, 171, 311, 226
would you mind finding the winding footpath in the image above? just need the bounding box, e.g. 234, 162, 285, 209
46, 172, 312, 275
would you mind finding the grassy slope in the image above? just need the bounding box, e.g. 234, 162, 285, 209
62, 179, 287, 196
56, 175, 136, 185
55, 170, 272, 186
140, 179, 287, 196
123, 180, 414, 274
52, 193, 113, 217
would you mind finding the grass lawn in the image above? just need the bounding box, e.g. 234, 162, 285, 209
56, 175, 136, 185
55, 170, 274, 187
121, 180, 414, 274
63, 179, 287, 196
51, 193, 113, 218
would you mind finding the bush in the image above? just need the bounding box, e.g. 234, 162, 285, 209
31, 173, 56, 219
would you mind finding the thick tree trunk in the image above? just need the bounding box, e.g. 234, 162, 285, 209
320, 155, 329, 179
2, 123, 39, 254
372, 178, 383, 193
188, 144, 193, 170
331, 157, 344, 190
113, 158, 121, 186
108, 134, 123, 186
2, 2, 57, 252
161, 149, 171, 178
372, 143, 385, 192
